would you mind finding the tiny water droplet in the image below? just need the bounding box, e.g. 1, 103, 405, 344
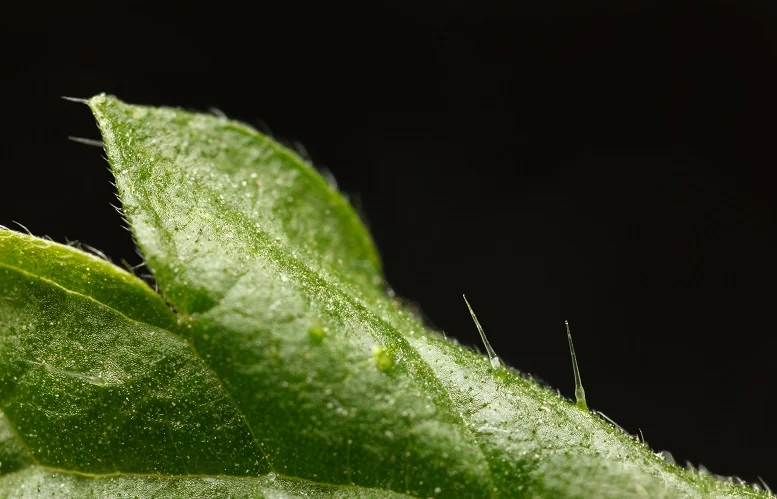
267, 472, 276, 481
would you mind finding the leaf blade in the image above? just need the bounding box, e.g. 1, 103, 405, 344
0, 231, 267, 477
74, 94, 772, 497
90, 96, 498, 496
0, 235, 415, 499
89, 95, 383, 315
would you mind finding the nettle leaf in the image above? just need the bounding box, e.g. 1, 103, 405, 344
0, 96, 765, 498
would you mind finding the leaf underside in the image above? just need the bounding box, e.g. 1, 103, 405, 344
0, 95, 767, 498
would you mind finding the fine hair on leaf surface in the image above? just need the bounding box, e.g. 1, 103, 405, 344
0, 94, 770, 498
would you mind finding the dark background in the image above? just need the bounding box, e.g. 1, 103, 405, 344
2, 0, 775, 488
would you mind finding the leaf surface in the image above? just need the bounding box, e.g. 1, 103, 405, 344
0, 95, 766, 498
0, 232, 408, 498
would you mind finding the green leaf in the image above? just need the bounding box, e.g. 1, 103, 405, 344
0, 94, 765, 497
0, 231, 407, 498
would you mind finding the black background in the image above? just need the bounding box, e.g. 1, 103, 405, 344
2, 0, 775, 488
